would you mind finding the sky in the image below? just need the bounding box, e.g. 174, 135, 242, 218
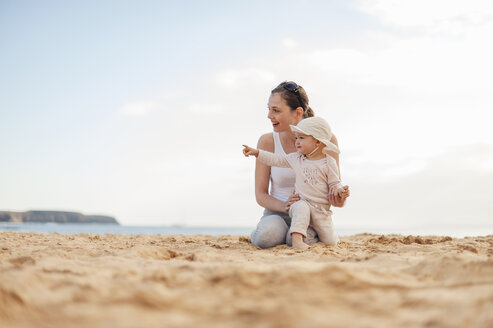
1, 0, 493, 231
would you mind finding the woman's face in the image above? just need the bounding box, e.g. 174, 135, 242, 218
267, 93, 302, 132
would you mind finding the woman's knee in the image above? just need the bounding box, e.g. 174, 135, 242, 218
251, 215, 288, 249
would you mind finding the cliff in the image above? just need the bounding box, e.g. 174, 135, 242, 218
0, 211, 119, 224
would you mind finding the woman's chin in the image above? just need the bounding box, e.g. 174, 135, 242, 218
272, 124, 281, 132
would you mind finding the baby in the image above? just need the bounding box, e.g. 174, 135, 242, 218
243, 116, 349, 250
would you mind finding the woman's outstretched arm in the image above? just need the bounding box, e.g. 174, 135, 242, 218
254, 133, 290, 213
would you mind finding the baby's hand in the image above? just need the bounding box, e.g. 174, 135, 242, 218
242, 145, 259, 157
329, 184, 350, 207
338, 185, 350, 198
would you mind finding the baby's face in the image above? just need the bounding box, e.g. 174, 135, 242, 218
294, 133, 319, 155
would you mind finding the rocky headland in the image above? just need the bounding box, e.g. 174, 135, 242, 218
0, 211, 119, 224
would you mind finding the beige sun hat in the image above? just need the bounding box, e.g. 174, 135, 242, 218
290, 117, 340, 154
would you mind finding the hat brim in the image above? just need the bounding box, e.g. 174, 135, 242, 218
290, 124, 308, 135
290, 124, 340, 154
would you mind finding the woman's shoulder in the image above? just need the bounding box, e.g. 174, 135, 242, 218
257, 132, 274, 152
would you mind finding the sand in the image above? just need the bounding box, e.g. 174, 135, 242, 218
1, 232, 492, 328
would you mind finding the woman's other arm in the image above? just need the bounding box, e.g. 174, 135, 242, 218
255, 133, 290, 213
327, 134, 350, 207
326, 134, 341, 179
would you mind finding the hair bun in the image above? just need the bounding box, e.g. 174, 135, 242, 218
304, 106, 315, 118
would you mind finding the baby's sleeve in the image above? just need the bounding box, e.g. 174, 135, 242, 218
326, 157, 343, 189
328, 180, 344, 190
258, 150, 291, 168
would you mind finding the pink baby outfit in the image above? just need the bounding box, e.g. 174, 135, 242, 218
257, 150, 342, 245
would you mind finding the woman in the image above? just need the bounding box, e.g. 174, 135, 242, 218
250, 81, 349, 249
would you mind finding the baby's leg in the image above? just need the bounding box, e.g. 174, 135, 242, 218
311, 208, 339, 246
288, 200, 311, 250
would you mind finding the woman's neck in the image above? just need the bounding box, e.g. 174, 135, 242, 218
278, 130, 297, 153
279, 129, 296, 141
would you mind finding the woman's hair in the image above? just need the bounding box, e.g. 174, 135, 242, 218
271, 81, 315, 118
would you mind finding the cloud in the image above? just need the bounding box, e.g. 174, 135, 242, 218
357, 0, 493, 31
307, 49, 372, 78
282, 38, 298, 48
338, 143, 493, 227
188, 102, 225, 114
160, 90, 186, 101
346, 143, 493, 178
119, 101, 159, 117
214, 68, 277, 89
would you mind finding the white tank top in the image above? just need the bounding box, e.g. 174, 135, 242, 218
269, 132, 296, 202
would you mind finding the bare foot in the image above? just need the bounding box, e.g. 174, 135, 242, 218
292, 240, 310, 250
291, 232, 309, 250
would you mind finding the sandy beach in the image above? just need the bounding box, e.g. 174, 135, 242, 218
1, 232, 492, 328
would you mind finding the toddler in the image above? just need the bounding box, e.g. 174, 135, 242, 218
243, 116, 349, 250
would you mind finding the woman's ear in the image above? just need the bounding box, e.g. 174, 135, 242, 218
296, 106, 304, 119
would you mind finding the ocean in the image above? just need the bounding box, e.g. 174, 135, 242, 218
0, 222, 491, 238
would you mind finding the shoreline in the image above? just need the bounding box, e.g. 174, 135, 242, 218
1, 232, 492, 327
1, 222, 491, 238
